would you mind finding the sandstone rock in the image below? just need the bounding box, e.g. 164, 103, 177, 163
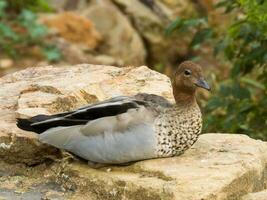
1, 65, 267, 199
112, 0, 195, 66
0, 59, 13, 69
46, 0, 196, 67
0, 134, 266, 200
242, 190, 267, 200
48, 38, 123, 66
43, 1, 147, 66
40, 0, 228, 73
82, 0, 147, 66
42, 12, 102, 50
0, 64, 172, 165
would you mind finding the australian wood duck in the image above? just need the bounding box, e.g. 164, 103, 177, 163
17, 61, 210, 164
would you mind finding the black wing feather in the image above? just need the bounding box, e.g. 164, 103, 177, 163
17, 96, 147, 134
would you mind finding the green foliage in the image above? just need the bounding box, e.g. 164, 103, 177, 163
8, 0, 52, 12
205, 0, 267, 140
0, 0, 61, 62
166, 17, 214, 50
43, 45, 62, 62
168, 0, 267, 140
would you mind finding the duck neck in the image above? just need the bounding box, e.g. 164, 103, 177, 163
173, 87, 197, 107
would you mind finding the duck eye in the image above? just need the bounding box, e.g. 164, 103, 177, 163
184, 69, 191, 76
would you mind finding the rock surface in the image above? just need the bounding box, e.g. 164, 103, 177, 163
42, 0, 196, 68
242, 190, 267, 200
112, 0, 192, 66
1, 0, 232, 77
83, 0, 147, 66
0, 134, 267, 200
1, 65, 267, 199
39, 1, 147, 67
0, 64, 173, 165
43, 12, 102, 50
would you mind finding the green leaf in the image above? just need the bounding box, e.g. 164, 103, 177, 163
263, 52, 267, 62
224, 45, 235, 60
219, 85, 232, 97
238, 23, 252, 37
241, 77, 265, 90
247, 47, 265, 61
239, 124, 249, 131
0, 22, 19, 40
238, 101, 253, 113
165, 17, 182, 36
43, 46, 62, 62
29, 24, 47, 38
232, 84, 251, 99
190, 28, 213, 48
183, 18, 205, 27
205, 97, 225, 111
0, 0, 7, 17
214, 39, 227, 55
256, 0, 265, 5
166, 17, 208, 36
231, 63, 241, 77
28, 0, 53, 12
18, 9, 36, 25
215, 0, 229, 8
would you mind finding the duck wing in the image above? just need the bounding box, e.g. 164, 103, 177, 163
17, 96, 148, 134
17, 94, 170, 163
134, 93, 172, 108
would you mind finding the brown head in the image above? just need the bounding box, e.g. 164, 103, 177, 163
172, 61, 210, 105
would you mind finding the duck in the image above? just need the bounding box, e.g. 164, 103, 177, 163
17, 61, 210, 165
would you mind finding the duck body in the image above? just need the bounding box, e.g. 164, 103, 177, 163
18, 94, 202, 164
17, 61, 209, 164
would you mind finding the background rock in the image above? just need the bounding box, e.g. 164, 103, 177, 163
44, 0, 197, 68
0, 0, 233, 77
82, 0, 147, 66
112, 0, 194, 67
42, 12, 102, 50
38, 1, 147, 67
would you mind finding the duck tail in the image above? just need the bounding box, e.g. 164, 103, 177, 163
16, 115, 52, 134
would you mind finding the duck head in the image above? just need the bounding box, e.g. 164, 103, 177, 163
172, 61, 210, 104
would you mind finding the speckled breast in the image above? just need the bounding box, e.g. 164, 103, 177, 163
154, 105, 202, 157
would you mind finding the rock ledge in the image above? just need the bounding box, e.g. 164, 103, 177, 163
0, 65, 266, 199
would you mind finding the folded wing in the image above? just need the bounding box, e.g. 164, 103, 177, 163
17, 96, 148, 134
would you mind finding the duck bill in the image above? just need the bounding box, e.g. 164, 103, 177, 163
195, 78, 210, 91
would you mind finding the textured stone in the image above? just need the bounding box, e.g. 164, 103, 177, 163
0, 64, 173, 165
82, 0, 147, 66
0, 134, 267, 200
42, 12, 102, 50
1, 65, 267, 199
0, 59, 13, 69
242, 190, 267, 200
112, 0, 195, 66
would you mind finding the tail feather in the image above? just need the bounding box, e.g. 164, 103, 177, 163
17, 115, 54, 134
